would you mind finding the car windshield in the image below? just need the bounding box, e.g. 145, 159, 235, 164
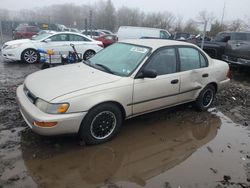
31, 33, 52, 40
231, 33, 250, 41
87, 43, 150, 76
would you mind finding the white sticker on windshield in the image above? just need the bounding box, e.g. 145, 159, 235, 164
130, 47, 148, 53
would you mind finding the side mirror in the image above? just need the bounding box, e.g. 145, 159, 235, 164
137, 69, 157, 79
44, 38, 52, 43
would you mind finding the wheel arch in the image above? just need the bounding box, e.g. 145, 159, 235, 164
83, 49, 96, 60
207, 82, 218, 93
21, 48, 40, 61
86, 101, 126, 120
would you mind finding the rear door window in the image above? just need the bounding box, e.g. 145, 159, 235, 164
69, 34, 91, 41
49, 34, 69, 41
178, 47, 208, 71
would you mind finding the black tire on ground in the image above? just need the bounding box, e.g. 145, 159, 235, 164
83, 50, 96, 61
21, 49, 40, 64
194, 84, 216, 111
78, 103, 123, 145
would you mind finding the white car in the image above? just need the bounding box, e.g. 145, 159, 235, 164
1, 32, 103, 63
16, 39, 230, 145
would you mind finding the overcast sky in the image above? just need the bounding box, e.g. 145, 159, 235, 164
1, 0, 250, 21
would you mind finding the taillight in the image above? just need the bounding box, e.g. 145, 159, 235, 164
98, 43, 104, 48
227, 68, 232, 79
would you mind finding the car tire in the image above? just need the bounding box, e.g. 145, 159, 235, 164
83, 50, 95, 61
194, 84, 215, 111
78, 103, 123, 145
21, 49, 40, 64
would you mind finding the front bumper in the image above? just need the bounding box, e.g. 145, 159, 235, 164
1, 48, 21, 62
16, 85, 86, 135
222, 55, 250, 67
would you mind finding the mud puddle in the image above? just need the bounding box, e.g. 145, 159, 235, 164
20, 109, 250, 188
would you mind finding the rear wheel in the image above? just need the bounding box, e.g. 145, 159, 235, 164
78, 103, 122, 145
21, 49, 40, 64
83, 50, 95, 60
194, 85, 215, 111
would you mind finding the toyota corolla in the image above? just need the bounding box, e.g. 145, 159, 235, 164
16, 39, 230, 144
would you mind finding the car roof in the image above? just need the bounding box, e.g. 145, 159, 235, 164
120, 39, 197, 51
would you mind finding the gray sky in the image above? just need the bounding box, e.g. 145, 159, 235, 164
1, 0, 250, 21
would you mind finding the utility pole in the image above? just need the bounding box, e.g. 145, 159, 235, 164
89, 10, 93, 38
0, 20, 3, 45
221, 2, 226, 26
201, 21, 208, 50
84, 18, 88, 33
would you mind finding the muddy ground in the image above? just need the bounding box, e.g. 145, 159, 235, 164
0, 57, 250, 188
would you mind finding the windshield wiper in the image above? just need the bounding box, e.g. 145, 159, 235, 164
83, 60, 92, 66
95, 63, 114, 74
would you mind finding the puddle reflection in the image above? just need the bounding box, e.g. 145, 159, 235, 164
22, 111, 221, 188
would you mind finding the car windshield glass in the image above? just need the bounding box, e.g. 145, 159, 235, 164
31, 33, 52, 40
87, 43, 150, 76
231, 33, 250, 41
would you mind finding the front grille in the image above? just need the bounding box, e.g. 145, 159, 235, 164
23, 85, 37, 104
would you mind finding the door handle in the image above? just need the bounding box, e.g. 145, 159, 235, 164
171, 79, 179, 84
202, 73, 209, 78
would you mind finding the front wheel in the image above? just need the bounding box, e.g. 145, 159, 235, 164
78, 103, 123, 145
194, 85, 215, 111
21, 49, 40, 64
83, 50, 96, 61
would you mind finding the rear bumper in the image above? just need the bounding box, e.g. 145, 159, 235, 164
16, 85, 86, 135
222, 55, 250, 67
218, 78, 230, 91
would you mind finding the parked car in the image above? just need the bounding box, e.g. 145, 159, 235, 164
12, 25, 40, 40
222, 32, 250, 67
82, 30, 106, 38
172, 32, 193, 40
117, 26, 171, 41
2, 32, 103, 63
68, 28, 81, 33
32, 30, 57, 38
16, 39, 230, 145
195, 32, 231, 60
97, 29, 114, 35
95, 34, 117, 47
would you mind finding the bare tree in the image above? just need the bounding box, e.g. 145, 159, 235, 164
116, 7, 143, 28
0, 9, 10, 21
183, 19, 199, 34
227, 19, 248, 31
209, 20, 227, 36
173, 15, 183, 32
197, 10, 215, 23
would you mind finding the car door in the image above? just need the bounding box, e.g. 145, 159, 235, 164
132, 47, 180, 115
177, 47, 210, 103
68, 34, 92, 57
41, 33, 70, 54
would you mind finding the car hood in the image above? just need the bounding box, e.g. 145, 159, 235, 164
5, 39, 31, 45
24, 63, 122, 102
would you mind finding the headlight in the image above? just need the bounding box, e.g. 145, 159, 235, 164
35, 98, 69, 114
6, 43, 23, 49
